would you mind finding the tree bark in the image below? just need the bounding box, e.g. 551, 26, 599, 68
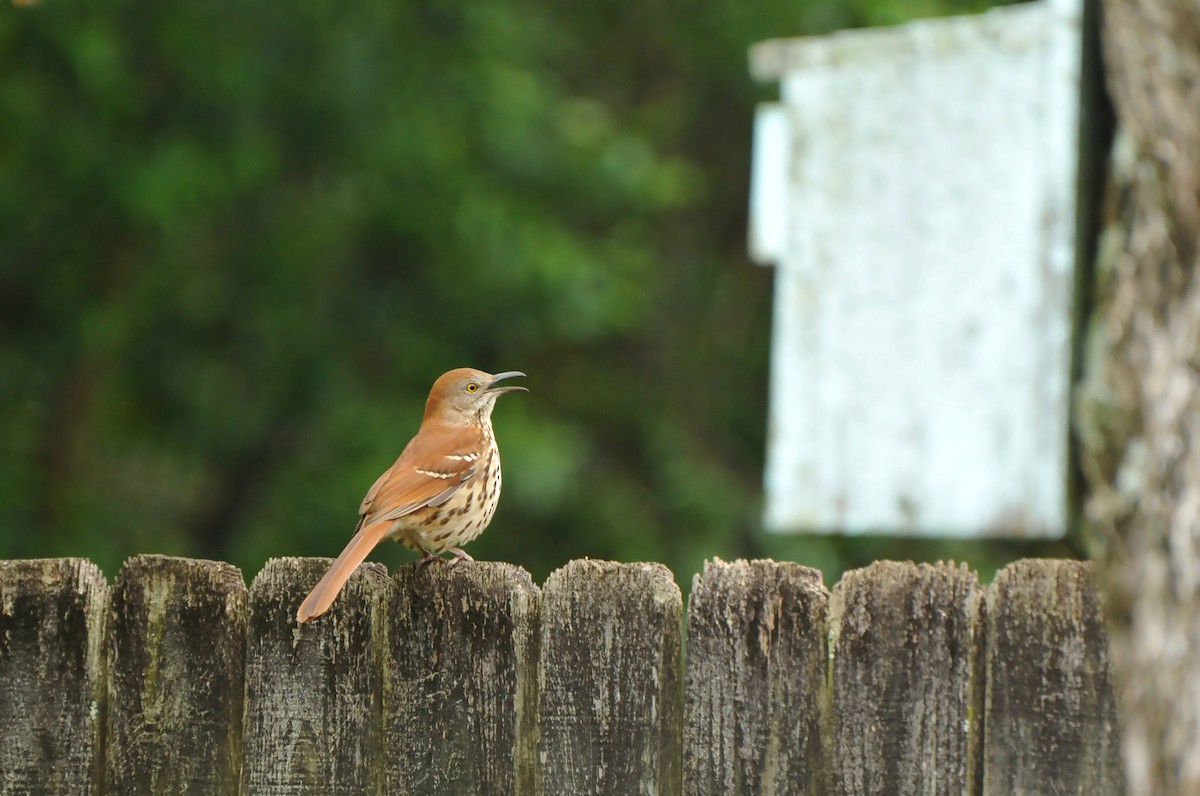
1077, 0, 1200, 792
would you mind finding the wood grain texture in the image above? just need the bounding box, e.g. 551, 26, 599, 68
105, 555, 248, 794
0, 558, 107, 795
984, 559, 1124, 795
0, 555, 1131, 793
385, 562, 540, 795
539, 560, 682, 796
828, 560, 984, 796
242, 557, 390, 795
683, 558, 829, 796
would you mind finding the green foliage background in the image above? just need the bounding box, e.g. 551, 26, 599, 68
1, 0, 1076, 590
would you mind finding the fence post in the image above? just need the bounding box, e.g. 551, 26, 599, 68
984, 558, 1124, 794
384, 562, 540, 795
684, 558, 829, 796
828, 560, 984, 795
104, 555, 248, 794
242, 557, 390, 794
538, 560, 682, 795
0, 554, 1133, 793
0, 558, 108, 795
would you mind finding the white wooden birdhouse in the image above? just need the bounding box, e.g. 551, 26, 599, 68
749, 0, 1083, 537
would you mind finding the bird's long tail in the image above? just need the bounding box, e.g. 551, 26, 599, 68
296, 520, 390, 623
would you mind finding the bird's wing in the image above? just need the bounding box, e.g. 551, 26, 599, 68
358, 424, 486, 524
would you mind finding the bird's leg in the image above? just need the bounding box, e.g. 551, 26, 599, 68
447, 548, 475, 566
416, 547, 442, 567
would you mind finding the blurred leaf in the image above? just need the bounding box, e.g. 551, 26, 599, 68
0, 0, 1051, 590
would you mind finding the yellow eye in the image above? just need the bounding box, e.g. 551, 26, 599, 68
466, 383, 479, 393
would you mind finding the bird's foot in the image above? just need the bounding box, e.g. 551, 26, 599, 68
447, 548, 474, 567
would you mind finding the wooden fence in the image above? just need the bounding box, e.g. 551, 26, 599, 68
0, 556, 1123, 795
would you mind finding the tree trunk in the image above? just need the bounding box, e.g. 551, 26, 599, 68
1077, 0, 1200, 792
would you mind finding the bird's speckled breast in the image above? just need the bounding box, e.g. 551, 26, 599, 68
391, 430, 502, 556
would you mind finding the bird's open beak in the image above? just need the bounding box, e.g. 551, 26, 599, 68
487, 371, 528, 394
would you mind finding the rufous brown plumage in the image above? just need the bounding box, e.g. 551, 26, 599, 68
296, 368, 526, 622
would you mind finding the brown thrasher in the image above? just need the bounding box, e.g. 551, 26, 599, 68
296, 368, 526, 623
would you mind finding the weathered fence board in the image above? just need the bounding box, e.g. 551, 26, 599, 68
0, 555, 1128, 795
0, 558, 107, 796
385, 562, 540, 795
984, 559, 1124, 795
242, 557, 390, 795
684, 558, 828, 796
538, 560, 683, 795
828, 560, 985, 795
105, 555, 248, 795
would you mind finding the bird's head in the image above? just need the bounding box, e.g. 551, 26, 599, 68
424, 368, 527, 424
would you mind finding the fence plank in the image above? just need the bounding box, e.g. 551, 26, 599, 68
0, 558, 108, 796
242, 557, 390, 795
684, 558, 829, 796
539, 560, 683, 795
828, 561, 984, 796
104, 555, 248, 794
984, 559, 1124, 795
0, 554, 1130, 794
385, 562, 540, 795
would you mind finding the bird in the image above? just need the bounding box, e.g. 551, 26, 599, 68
296, 368, 527, 623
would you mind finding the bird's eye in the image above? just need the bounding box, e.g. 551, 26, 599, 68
466, 383, 479, 393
